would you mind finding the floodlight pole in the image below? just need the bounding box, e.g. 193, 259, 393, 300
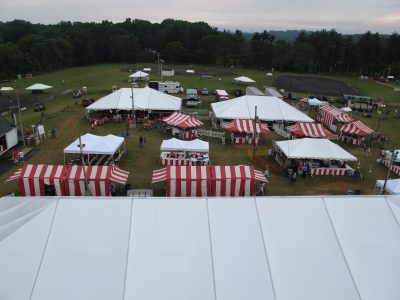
381, 145, 397, 195
79, 135, 91, 196
253, 106, 258, 159
130, 84, 136, 128
14, 81, 25, 146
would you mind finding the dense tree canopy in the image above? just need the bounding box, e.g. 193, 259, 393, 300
0, 18, 399, 79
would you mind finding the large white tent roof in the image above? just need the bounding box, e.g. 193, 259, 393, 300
25, 83, 53, 90
234, 76, 256, 83
211, 95, 314, 122
160, 138, 209, 152
1, 195, 400, 300
275, 138, 357, 161
376, 179, 400, 194
63, 133, 124, 155
86, 86, 181, 111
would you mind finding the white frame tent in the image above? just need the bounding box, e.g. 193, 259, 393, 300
63, 133, 125, 165
159, 138, 210, 166
25, 83, 53, 91
234, 76, 256, 85
376, 179, 400, 194
1, 196, 400, 300
128, 71, 150, 82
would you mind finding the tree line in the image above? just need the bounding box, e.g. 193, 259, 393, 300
0, 18, 399, 79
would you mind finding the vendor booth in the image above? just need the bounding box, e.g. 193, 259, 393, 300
163, 112, 203, 140
317, 105, 353, 132
223, 119, 270, 145
63, 133, 125, 165
375, 179, 400, 194
286, 122, 332, 139
152, 165, 266, 197
339, 120, 374, 145
273, 138, 357, 176
159, 138, 210, 166
6, 164, 129, 196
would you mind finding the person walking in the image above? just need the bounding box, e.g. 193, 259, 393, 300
143, 136, 147, 147
139, 136, 144, 148
289, 171, 296, 185
51, 127, 56, 139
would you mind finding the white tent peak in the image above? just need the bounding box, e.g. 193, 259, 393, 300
64, 133, 124, 155
212, 95, 314, 123
234, 76, 256, 83
25, 83, 53, 90
86, 86, 181, 112
275, 138, 357, 161
129, 71, 149, 78
160, 138, 209, 152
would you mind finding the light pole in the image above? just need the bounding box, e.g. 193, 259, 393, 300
160, 59, 164, 82
130, 84, 136, 129
381, 145, 398, 195
376, 104, 385, 134
78, 136, 91, 196
253, 106, 258, 159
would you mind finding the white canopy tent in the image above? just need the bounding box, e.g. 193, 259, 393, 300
308, 98, 322, 106
86, 86, 181, 112
1, 195, 400, 300
376, 179, 400, 194
274, 138, 357, 161
340, 107, 352, 112
63, 133, 125, 164
129, 71, 149, 82
0, 87, 14, 91
25, 83, 53, 91
234, 76, 256, 84
160, 138, 209, 153
211, 95, 314, 123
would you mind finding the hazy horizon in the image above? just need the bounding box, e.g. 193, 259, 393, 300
1, 0, 399, 35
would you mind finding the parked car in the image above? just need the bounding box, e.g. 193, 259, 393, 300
72, 90, 82, 98
33, 103, 46, 112
82, 98, 95, 107
201, 88, 209, 95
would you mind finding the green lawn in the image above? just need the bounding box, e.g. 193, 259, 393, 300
1, 64, 399, 196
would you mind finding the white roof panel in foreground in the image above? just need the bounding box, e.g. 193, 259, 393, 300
211, 95, 313, 122
1, 196, 400, 300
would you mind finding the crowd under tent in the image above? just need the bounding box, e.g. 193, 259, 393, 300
211, 95, 314, 126
152, 165, 266, 197
6, 164, 129, 196
163, 112, 203, 140
286, 122, 332, 139
273, 138, 357, 176
339, 120, 374, 145
375, 179, 400, 194
63, 133, 125, 165
25, 83, 53, 95
86, 86, 181, 117
317, 105, 353, 132
159, 138, 210, 166
0, 116, 18, 156
223, 119, 271, 145
128, 71, 150, 82
1, 195, 400, 300
234, 76, 256, 85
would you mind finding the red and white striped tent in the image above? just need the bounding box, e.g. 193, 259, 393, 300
152, 165, 267, 197
7, 164, 129, 196
286, 122, 332, 138
340, 120, 374, 136
7, 164, 68, 196
163, 112, 203, 129
64, 165, 129, 196
152, 166, 211, 197
318, 105, 353, 127
223, 119, 271, 134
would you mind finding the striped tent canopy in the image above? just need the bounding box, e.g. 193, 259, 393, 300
163, 112, 203, 129
223, 119, 271, 134
152, 165, 267, 197
318, 105, 353, 125
6, 164, 129, 197
340, 120, 374, 136
286, 122, 332, 138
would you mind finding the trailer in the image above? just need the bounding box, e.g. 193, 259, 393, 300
149, 81, 183, 94
214, 89, 229, 101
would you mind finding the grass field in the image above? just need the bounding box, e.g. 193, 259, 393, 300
1, 63, 399, 196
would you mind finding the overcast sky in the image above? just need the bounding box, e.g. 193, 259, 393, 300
0, 0, 399, 34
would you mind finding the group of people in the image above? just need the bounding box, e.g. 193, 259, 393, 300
139, 136, 147, 148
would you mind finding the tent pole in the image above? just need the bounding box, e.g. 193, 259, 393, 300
79, 136, 91, 196
253, 106, 257, 159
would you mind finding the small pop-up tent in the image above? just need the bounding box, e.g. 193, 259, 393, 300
339, 120, 374, 145
25, 83, 53, 94
317, 105, 353, 132
234, 76, 256, 85
163, 112, 203, 139
129, 71, 150, 82
223, 119, 270, 144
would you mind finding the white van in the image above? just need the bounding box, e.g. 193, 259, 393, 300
149, 81, 182, 94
